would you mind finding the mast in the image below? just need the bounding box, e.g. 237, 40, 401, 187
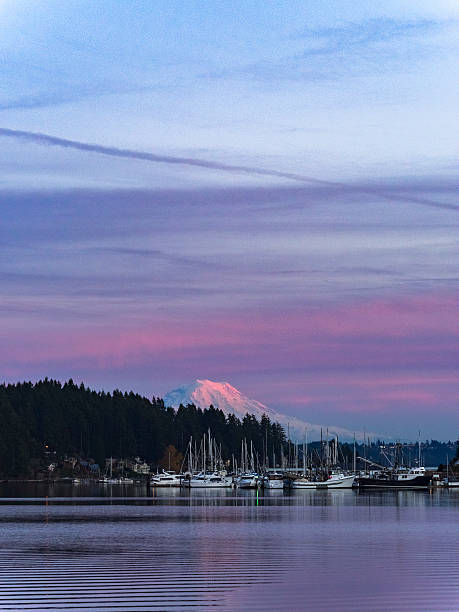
207, 427, 214, 472
303, 429, 306, 477
287, 423, 290, 468
305, 428, 308, 471
265, 428, 268, 470
188, 438, 193, 473
203, 434, 206, 473
353, 433, 356, 474
320, 427, 324, 470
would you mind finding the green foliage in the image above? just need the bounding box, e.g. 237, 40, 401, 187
0, 379, 286, 478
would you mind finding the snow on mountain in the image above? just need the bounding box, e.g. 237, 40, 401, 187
163, 379, 371, 442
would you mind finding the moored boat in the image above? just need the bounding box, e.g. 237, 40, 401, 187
290, 477, 316, 489
236, 473, 260, 489
183, 471, 232, 488
358, 467, 431, 489
316, 473, 355, 489
263, 472, 284, 489
150, 471, 182, 487
291, 472, 355, 489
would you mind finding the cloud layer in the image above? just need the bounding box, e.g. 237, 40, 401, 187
1, 3, 459, 439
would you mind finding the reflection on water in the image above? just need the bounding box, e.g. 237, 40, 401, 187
0, 484, 458, 611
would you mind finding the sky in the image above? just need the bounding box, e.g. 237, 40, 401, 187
1, 0, 458, 440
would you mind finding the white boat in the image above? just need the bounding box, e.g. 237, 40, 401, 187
184, 472, 232, 488
290, 477, 316, 489
150, 470, 182, 487
263, 472, 284, 489
236, 472, 260, 489
98, 457, 134, 484
118, 477, 134, 484
316, 473, 355, 489
291, 473, 355, 489
182, 430, 231, 488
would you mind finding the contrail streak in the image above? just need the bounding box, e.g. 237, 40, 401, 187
0, 127, 325, 185
1, 127, 457, 212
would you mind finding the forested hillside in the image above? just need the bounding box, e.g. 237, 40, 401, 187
0, 379, 286, 478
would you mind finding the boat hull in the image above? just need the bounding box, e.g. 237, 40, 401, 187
185, 480, 231, 488
358, 476, 431, 489
317, 475, 355, 489
291, 480, 316, 489
264, 481, 284, 489
150, 480, 181, 487
291, 475, 355, 489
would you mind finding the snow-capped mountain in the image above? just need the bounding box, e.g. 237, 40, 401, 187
164, 379, 370, 442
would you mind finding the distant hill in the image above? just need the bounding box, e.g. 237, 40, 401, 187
0, 379, 286, 478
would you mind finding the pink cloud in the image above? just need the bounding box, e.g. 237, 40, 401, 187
2, 291, 458, 369
1, 291, 458, 433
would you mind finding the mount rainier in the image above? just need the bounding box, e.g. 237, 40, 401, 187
163, 379, 371, 442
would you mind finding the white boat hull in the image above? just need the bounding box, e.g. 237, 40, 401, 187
264, 480, 284, 489
237, 479, 259, 489
291, 479, 316, 489
319, 475, 355, 488
186, 479, 232, 488
291, 475, 355, 489
150, 480, 181, 487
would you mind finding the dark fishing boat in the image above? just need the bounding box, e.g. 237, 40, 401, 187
358, 467, 431, 490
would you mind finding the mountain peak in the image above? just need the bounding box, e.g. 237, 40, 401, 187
163, 379, 374, 441
164, 378, 272, 419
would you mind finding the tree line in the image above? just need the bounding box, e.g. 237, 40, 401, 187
0, 379, 286, 478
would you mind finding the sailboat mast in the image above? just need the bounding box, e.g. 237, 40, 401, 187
306, 428, 308, 471
203, 434, 206, 473
353, 434, 356, 474
303, 430, 306, 477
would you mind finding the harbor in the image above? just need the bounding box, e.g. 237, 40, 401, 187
10, 431, 458, 492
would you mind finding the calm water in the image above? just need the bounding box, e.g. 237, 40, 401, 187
0, 484, 458, 611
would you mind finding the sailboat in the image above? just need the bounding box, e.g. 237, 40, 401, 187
291, 433, 355, 489
235, 439, 261, 488
181, 431, 232, 488
99, 458, 133, 484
